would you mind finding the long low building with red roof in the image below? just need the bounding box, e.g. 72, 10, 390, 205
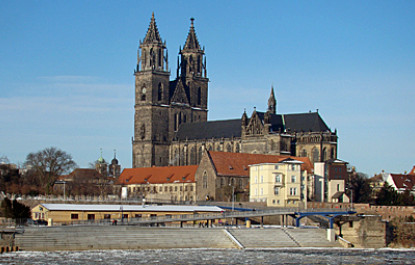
195, 151, 313, 202
116, 165, 198, 203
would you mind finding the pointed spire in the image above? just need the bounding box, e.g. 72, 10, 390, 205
267, 86, 277, 114
143, 12, 162, 44
183, 17, 201, 50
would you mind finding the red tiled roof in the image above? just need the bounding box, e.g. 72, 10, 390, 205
409, 166, 415, 175
390, 174, 415, 190
207, 151, 313, 177
117, 165, 198, 185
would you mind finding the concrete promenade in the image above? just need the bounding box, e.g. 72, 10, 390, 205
15, 226, 340, 251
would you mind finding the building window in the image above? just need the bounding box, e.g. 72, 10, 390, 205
255, 176, 258, 184
71, 214, 78, 220
274, 187, 279, 195
203, 172, 208, 189
260, 188, 263, 195
135, 214, 142, 219
275, 174, 281, 183
122, 214, 129, 219
291, 175, 296, 183
87, 214, 95, 220
291, 164, 296, 170
158, 83, 163, 101
312, 148, 319, 162
337, 184, 340, 191
175, 186, 178, 192
190, 186, 194, 191
260, 176, 264, 183
290, 188, 297, 196
275, 165, 279, 170
141, 86, 146, 101
104, 214, 111, 219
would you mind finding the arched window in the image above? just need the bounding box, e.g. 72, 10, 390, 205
180, 147, 186, 166
197, 55, 201, 73
198, 146, 203, 161
190, 147, 196, 165
235, 144, 240, 153
158, 49, 162, 67
197, 87, 201, 105
323, 148, 327, 161
141, 86, 146, 101
312, 148, 319, 163
331, 148, 335, 159
140, 124, 145, 140
158, 83, 163, 101
203, 172, 208, 189
301, 149, 307, 157
173, 149, 179, 166
226, 144, 232, 152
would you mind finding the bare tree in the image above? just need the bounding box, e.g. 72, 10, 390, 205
25, 147, 77, 195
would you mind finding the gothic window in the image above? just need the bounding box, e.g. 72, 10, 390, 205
203, 172, 208, 189
180, 148, 186, 166
301, 149, 307, 157
207, 145, 212, 151
312, 148, 319, 163
226, 144, 232, 152
235, 144, 240, 153
158, 49, 162, 68
190, 147, 196, 165
323, 148, 327, 161
174, 148, 179, 166
158, 83, 163, 101
198, 146, 203, 162
141, 86, 147, 101
331, 148, 335, 159
197, 87, 201, 105
197, 55, 201, 73
140, 124, 145, 140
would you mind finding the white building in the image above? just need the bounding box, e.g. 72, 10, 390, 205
249, 158, 307, 207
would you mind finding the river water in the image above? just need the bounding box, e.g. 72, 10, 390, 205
1, 248, 415, 264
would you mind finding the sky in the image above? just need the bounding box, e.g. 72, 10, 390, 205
1, 1, 414, 176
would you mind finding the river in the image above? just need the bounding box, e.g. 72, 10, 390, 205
1, 248, 415, 264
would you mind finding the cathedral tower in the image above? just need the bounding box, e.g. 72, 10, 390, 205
133, 13, 171, 167
133, 15, 209, 168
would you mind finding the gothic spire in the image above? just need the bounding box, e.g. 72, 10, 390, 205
267, 86, 277, 114
183, 18, 201, 50
143, 12, 162, 44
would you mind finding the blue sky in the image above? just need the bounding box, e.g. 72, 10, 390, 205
1, 1, 414, 176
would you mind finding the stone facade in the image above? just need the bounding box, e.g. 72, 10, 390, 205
132, 14, 338, 169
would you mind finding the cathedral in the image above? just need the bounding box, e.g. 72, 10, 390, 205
132, 14, 338, 168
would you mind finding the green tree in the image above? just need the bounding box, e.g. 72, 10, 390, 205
25, 147, 77, 195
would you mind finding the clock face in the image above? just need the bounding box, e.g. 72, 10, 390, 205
142, 88, 147, 93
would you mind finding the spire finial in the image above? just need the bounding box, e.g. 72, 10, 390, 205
113, 149, 117, 158
190, 17, 195, 27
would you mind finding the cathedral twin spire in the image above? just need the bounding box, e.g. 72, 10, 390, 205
143, 12, 162, 44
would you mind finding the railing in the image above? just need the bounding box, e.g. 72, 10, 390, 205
60, 207, 353, 227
